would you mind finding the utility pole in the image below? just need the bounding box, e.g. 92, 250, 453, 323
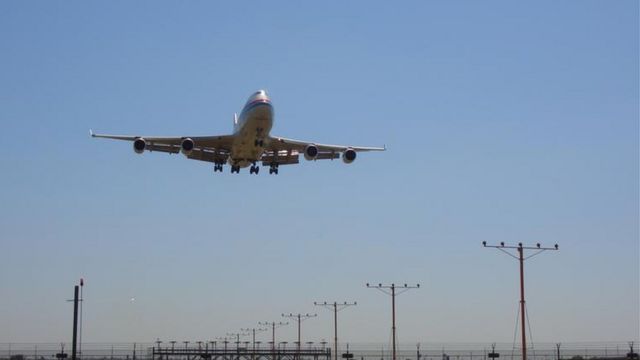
482, 242, 559, 360
556, 343, 561, 360
71, 285, 79, 360
258, 321, 289, 352
282, 313, 317, 355
79, 279, 84, 360
314, 301, 357, 360
366, 283, 420, 360
66, 280, 84, 360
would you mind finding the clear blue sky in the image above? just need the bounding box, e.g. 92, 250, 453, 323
0, 0, 638, 345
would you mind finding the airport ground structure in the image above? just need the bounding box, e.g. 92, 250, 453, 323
0, 342, 636, 360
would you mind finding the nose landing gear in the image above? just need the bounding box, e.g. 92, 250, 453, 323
249, 165, 260, 175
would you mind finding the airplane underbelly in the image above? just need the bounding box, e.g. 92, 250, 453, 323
229, 109, 272, 167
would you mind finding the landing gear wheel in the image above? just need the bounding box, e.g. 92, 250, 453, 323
231, 165, 240, 174
269, 163, 279, 175
249, 165, 260, 175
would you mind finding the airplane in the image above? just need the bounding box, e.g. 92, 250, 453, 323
91, 90, 385, 174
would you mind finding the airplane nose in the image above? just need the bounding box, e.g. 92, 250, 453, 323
246, 90, 270, 105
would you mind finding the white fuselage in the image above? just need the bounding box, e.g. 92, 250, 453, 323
230, 90, 274, 167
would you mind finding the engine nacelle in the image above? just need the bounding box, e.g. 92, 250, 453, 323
304, 144, 319, 161
133, 138, 146, 154
342, 148, 357, 164
181, 138, 195, 155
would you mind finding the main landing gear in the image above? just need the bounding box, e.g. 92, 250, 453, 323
269, 163, 279, 175
222, 162, 276, 175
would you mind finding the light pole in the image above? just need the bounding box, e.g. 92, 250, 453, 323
241, 328, 268, 357
483, 241, 559, 360
258, 322, 289, 352
282, 313, 317, 356
183, 341, 190, 360
314, 302, 357, 360
366, 283, 420, 360
155, 340, 163, 360
66, 281, 84, 360
227, 333, 249, 349
79, 279, 84, 360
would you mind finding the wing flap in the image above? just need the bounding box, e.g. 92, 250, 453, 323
145, 143, 181, 154
186, 148, 229, 163
315, 152, 340, 160
260, 151, 300, 166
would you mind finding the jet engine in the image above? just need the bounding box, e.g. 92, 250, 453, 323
342, 148, 357, 164
181, 138, 195, 155
304, 144, 319, 161
133, 138, 146, 154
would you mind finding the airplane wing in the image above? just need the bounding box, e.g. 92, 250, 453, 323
260, 135, 385, 165
90, 130, 234, 164
268, 136, 386, 153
